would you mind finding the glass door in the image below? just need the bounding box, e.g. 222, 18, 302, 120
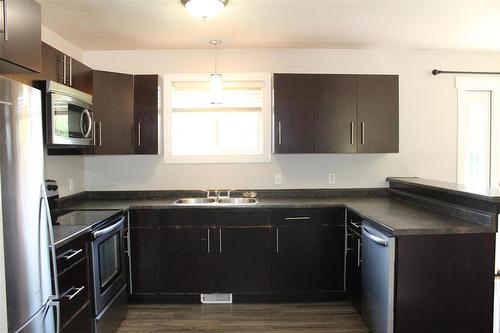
98, 233, 122, 292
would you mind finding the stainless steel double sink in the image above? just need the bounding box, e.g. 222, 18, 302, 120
174, 197, 258, 205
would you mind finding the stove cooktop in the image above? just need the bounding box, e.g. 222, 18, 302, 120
55, 210, 122, 228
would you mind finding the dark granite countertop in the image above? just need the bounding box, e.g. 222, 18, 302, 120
388, 177, 500, 203
61, 196, 494, 236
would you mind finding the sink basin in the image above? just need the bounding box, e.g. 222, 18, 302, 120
174, 198, 217, 205
217, 198, 258, 204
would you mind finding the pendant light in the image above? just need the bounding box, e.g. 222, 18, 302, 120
210, 40, 223, 105
181, 0, 229, 19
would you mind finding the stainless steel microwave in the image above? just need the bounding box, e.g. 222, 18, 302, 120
37, 81, 94, 147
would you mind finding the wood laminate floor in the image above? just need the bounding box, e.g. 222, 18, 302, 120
117, 302, 369, 333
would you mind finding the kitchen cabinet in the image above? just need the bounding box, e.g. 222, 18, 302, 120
273, 74, 314, 153
314, 75, 357, 153
134, 75, 159, 154
273, 73, 399, 154
271, 209, 323, 292
345, 211, 362, 313
393, 233, 494, 333
357, 75, 399, 153
0, 0, 41, 74
55, 234, 91, 332
70, 58, 93, 95
321, 208, 346, 292
93, 70, 135, 155
128, 207, 345, 301
156, 226, 215, 293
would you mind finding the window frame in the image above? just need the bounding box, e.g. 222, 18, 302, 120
456, 77, 500, 188
163, 73, 272, 164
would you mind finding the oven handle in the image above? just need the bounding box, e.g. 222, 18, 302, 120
92, 217, 125, 240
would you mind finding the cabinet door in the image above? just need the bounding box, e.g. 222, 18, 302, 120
321, 225, 345, 291
357, 75, 399, 153
155, 226, 215, 293
215, 226, 271, 293
0, 0, 41, 74
129, 227, 155, 294
314, 74, 357, 153
271, 225, 322, 292
273, 74, 314, 153
134, 75, 159, 154
346, 231, 362, 313
71, 59, 93, 95
93, 70, 135, 154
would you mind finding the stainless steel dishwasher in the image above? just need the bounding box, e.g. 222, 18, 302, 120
361, 224, 395, 333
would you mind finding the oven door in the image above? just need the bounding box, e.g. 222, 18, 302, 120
91, 216, 126, 316
50, 92, 94, 146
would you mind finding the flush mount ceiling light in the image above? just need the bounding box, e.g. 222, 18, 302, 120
181, 0, 229, 19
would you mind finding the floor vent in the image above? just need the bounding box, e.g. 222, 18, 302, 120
200, 293, 233, 304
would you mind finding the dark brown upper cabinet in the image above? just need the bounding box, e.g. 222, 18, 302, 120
93, 70, 135, 155
357, 75, 399, 153
314, 75, 357, 153
273, 73, 399, 154
134, 75, 159, 154
273, 74, 314, 153
0, 0, 41, 74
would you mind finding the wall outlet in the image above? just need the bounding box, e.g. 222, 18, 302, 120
274, 173, 282, 185
69, 178, 75, 192
328, 173, 336, 184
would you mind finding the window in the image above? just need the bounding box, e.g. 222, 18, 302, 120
164, 73, 272, 163
457, 77, 500, 189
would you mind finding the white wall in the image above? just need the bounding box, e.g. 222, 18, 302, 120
82, 48, 500, 191
42, 26, 86, 196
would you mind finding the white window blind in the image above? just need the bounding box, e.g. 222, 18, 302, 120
164, 73, 272, 164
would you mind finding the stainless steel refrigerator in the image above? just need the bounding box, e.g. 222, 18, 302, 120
0, 77, 59, 332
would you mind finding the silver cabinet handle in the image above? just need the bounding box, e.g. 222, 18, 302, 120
57, 249, 83, 261
137, 122, 141, 147
361, 121, 365, 145
69, 57, 73, 86
357, 239, 362, 267
2, 0, 7, 41
278, 121, 283, 145
62, 286, 85, 301
285, 216, 310, 221
63, 55, 67, 85
276, 227, 279, 253
98, 121, 102, 146
350, 121, 355, 145
219, 228, 222, 253
207, 229, 211, 254
92, 121, 96, 146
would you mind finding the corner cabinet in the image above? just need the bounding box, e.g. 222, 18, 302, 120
273, 73, 399, 154
0, 0, 41, 74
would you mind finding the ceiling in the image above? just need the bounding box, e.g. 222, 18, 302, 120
40, 0, 500, 51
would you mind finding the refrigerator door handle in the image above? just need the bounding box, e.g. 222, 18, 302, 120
46, 299, 60, 333
41, 183, 59, 298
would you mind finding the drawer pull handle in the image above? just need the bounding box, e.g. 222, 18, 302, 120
62, 286, 85, 301
285, 216, 310, 221
58, 249, 83, 261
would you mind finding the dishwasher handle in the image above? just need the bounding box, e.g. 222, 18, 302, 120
362, 226, 388, 247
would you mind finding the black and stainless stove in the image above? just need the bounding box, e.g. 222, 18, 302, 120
46, 180, 127, 333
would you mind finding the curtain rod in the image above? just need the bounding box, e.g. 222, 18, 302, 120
432, 69, 500, 76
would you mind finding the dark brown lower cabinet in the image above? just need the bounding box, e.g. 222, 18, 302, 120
128, 208, 345, 300
128, 226, 155, 294
60, 304, 92, 333
155, 226, 215, 293
394, 233, 494, 333
215, 226, 271, 293
271, 225, 322, 293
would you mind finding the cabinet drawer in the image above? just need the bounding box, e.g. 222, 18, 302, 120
58, 258, 90, 327
56, 235, 88, 275
272, 209, 323, 225
61, 303, 92, 333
